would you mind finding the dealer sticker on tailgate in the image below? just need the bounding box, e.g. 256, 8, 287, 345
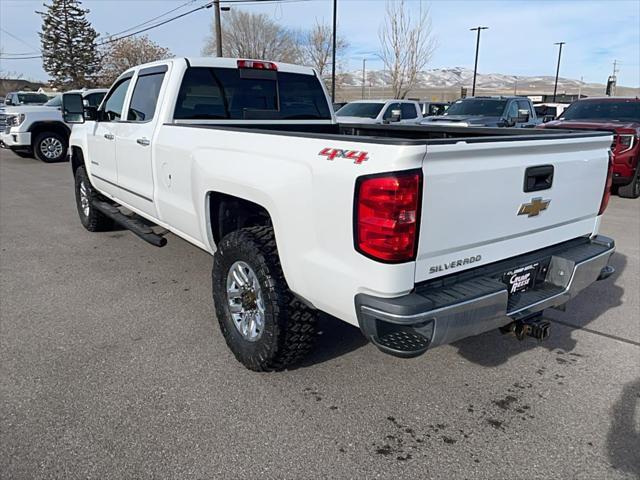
502, 262, 540, 295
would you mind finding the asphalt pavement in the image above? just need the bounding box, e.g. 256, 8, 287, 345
1, 149, 639, 480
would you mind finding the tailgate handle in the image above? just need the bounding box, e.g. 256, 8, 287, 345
524, 165, 554, 192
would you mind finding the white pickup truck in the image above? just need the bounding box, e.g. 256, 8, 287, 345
1, 89, 106, 162
336, 99, 423, 125
62, 57, 616, 371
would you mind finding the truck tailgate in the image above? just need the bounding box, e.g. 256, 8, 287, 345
415, 134, 611, 283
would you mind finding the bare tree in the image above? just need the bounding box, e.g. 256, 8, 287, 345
301, 22, 347, 77
98, 35, 172, 86
378, 0, 436, 99
203, 10, 301, 63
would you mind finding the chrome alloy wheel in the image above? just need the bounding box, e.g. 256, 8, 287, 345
226, 261, 266, 341
79, 180, 90, 217
40, 136, 63, 159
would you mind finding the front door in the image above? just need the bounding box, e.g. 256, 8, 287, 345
86, 77, 132, 193
114, 66, 168, 217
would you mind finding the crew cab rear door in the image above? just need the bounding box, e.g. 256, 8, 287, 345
113, 64, 168, 217
414, 134, 611, 283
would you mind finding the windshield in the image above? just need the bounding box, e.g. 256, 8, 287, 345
336, 103, 384, 118
17, 93, 49, 105
560, 100, 640, 122
44, 95, 62, 107
445, 99, 507, 116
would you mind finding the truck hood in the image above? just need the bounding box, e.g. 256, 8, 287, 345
2, 105, 58, 115
424, 115, 503, 126
336, 116, 379, 124
543, 119, 640, 133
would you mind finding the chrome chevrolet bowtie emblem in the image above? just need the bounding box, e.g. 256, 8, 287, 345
518, 197, 550, 217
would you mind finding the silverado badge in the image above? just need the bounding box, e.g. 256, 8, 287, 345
518, 197, 550, 217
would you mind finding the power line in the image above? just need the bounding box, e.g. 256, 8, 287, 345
0, 0, 314, 61
104, 0, 200, 38
0, 27, 40, 54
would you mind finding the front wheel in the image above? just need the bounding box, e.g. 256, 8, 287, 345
33, 131, 67, 163
212, 226, 317, 371
74, 166, 113, 231
618, 170, 640, 199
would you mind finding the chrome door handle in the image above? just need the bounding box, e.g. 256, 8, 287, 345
136, 138, 150, 146
104, 133, 114, 140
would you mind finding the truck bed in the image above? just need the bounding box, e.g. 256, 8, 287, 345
168, 121, 611, 144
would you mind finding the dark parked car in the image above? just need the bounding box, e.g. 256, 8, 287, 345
421, 96, 539, 127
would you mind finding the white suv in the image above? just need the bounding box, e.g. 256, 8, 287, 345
1, 89, 106, 162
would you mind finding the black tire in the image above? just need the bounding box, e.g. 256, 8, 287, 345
212, 226, 317, 371
12, 150, 33, 158
33, 131, 67, 163
618, 170, 640, 199
74, 166, 113, 231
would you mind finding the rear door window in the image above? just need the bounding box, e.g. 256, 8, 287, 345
174, 67, 331, 120
128, 72, 165, 122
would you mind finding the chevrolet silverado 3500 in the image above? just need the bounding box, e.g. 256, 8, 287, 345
62, 58, 616, 371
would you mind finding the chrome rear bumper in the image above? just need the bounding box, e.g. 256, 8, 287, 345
356, 236, 615, 358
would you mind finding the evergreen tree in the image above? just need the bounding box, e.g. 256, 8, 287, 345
37, 0, 101, 88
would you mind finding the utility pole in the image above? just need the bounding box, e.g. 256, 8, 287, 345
213, 0, 223, 57
361, 58, 366, 100
610, 60, 619, 97
331, 0, 337, 102
578, 75, 583, 99
552, 41, 565, 102
470, 26, 488, 96
514, 76, 518, 95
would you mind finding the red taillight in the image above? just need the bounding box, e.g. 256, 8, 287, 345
237, 59, 278, 70
598, 152, 614, 215
355, 170, 422, 263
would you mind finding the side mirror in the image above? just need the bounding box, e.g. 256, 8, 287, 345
516, 109, 530, 123
390, 109, 402, 122
62, 93, 85, 123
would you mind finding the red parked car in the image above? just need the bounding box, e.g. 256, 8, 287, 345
539, 97, 640, 198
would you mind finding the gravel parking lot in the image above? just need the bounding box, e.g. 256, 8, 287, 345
1, 149, 638, 479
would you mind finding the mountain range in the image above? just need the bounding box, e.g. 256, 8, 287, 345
338, 66, 610, 91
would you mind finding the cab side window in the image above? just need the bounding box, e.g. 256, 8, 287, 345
517, 99, 532, 117
506, 101, 519, 120
84, 92, 105, 108
128, 72, 166, 122
400, 103, 418, 119
102, 78, 132, 121
383, 103, 401, 120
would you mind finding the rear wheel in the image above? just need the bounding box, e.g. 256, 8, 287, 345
33, 131, 67, 163
74, 166, 112, 231
618, 170, 640, 199
212, 226, 317, 371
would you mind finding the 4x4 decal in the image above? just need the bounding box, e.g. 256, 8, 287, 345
319, 147, 369, 164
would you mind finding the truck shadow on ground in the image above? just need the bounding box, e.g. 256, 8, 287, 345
298, 314, 368, 367
452, 252, 627, 367
607, 377, 640, 477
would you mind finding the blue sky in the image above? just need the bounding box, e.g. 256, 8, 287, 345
1, 0, 639, 86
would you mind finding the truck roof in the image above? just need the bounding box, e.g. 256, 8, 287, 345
346, 99, 417, 104
123, 57, 318, 77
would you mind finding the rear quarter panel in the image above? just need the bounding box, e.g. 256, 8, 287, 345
153, 125, 427, 325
